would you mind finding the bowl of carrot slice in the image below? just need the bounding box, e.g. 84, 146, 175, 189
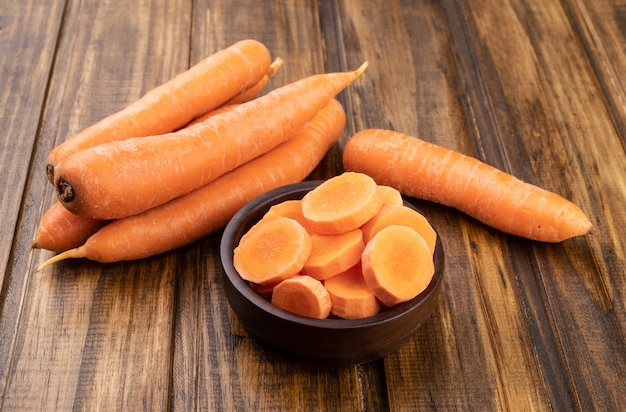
220, 177, 445, 366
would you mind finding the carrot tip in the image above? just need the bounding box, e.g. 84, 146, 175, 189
354, 61, 369, 77
35, 248, 84, 272
269, 57, 284, 75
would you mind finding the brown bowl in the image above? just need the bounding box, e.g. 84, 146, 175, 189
220, 180, 445, 365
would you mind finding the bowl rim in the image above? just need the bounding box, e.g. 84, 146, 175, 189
220, 180, 444, 330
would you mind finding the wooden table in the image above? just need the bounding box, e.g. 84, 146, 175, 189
2, 0, 624, 410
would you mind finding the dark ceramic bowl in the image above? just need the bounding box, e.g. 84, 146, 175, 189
220, 180, 445, 365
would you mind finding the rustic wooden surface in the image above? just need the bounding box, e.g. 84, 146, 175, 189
1, 0, 624, 410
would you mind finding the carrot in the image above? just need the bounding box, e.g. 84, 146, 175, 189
361, 225, 435, 307
30, 202, 108, 253
361, 204, 437, 254
301, 171, 382, 235
377, 185, 403, 207
54, 63, 368, 220
324, 264, 382, 319
343, 129, 595, 242
36, 99, 346, 269
249, 281, 277, 300
46, 39, 272, 183
183, 103, 240, 128
301, 229, 365, 280
233, 216, 312, 286
271, 275, 332, 319
182, 57, 284, 128
263, 200, 315, 233
226, 57, 284, 104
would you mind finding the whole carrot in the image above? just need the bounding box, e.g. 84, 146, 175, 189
53, 63, 367, 220
37, 99, 346, 269
342, 129, 594, 242
31, 202, 108, 253
45, 39, 272, 183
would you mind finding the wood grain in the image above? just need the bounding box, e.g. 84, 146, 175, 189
0, 0, 624, 410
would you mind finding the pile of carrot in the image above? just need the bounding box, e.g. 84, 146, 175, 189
34, 39, 368, 270
233, 172, 437, 319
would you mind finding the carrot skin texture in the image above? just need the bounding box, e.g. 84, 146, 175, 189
46, 39, 271, 182
226, 57, 283, 104
31, 202, 108, 253
54, 63, 367, 220
343, 129, 594, 242
37, 100, 346, 268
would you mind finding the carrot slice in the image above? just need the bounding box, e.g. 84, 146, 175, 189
377, 185, 403, 207
361, 225, 434, 307
301, 229, 365, 280
263, 200, 315, 233
301, 172, 383, 235
233, 216, 312, 286
324, 264, 381, 319
361, 204, 437, 254
271, 275, 332, 319
249, 281, 277, 300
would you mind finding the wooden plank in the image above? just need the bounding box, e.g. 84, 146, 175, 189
564, 0, 626, 143
0, 0, 66, 398
2, 0, 192, 409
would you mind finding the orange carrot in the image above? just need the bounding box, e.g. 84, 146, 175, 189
376, 185, 403, 207
301, 229, 365, 280
36, 99, 346, 269
301, 171, 382, 235
263, 200, 315, 233
31, 202, 108, 253
324, 264, 381, 319
183, 103, 240, 128
271, 275, 332, 319
361, 225, 435, 307
54, 63, 367, 220
249, 281, 277, 300
361, 204, 437, 254
234, 216, 312, 286
226, 57, 284, 104
46, 39, 272, 183
182, 57, 284, 128
343, 129, 594, 242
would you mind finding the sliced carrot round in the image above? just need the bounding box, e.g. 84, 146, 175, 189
301, 228, 365, 280
301, 172, 383, 235
263, 199, 315, 233
376, 185, 403, 207
324, 264, 381, 319
233, 216, 311, 286
271, 275, 332, 319
361, 204, 437, 254
361, 225, 434, 307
